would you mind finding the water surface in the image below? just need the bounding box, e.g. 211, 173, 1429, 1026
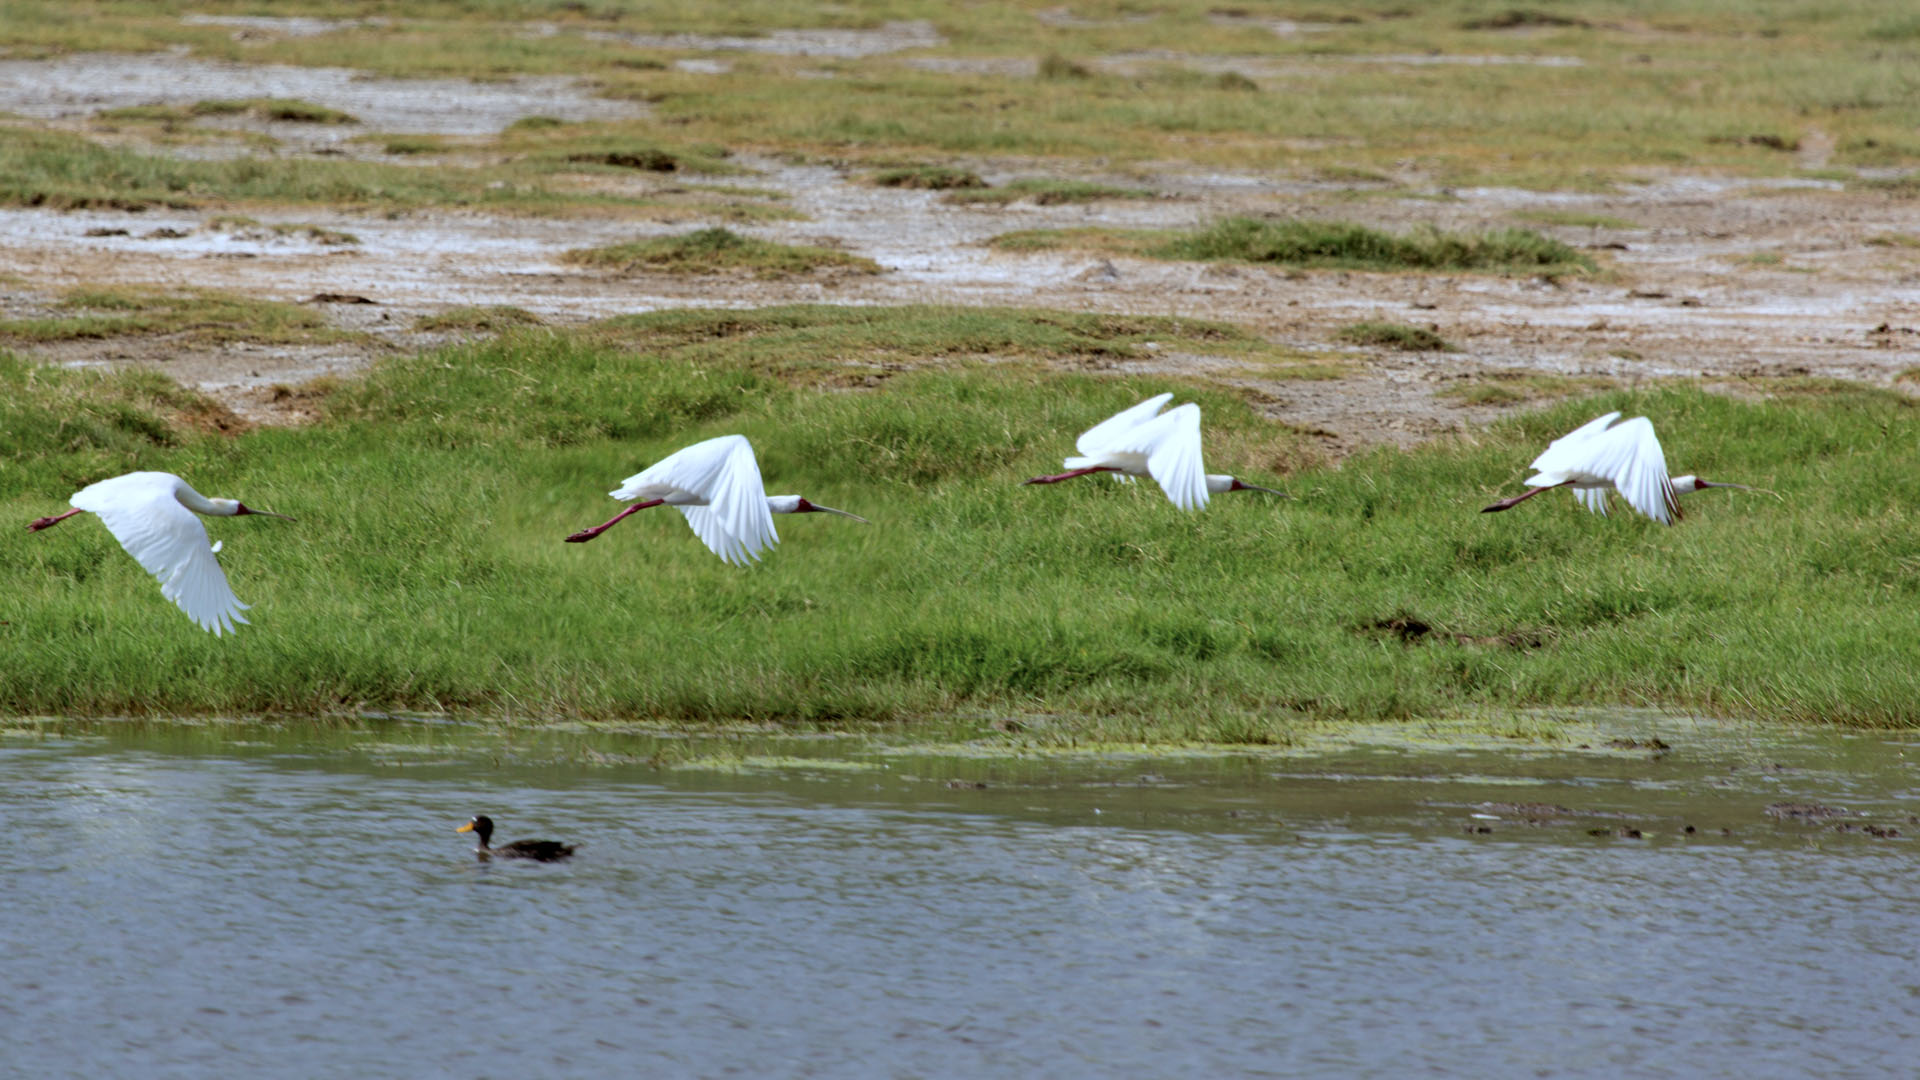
2, 718, 1914, 1078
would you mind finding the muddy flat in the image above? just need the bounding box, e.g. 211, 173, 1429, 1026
2, 49, 1917, 445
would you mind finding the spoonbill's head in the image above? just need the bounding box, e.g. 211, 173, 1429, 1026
1206, 474, 1291, 497
1672, 475, 1763, 495
212, 498, 296, 521
457, 815, 494, 844
768, 495, 869, 522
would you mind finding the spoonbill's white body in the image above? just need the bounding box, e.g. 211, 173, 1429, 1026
565, 434, 865, 563
1482, 412, 1757, 524
26, 471, 293, 634
1023, 393, 1288, 511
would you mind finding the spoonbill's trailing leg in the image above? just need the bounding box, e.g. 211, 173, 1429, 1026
26, 508, 84, 532
565, 498, 665, 543
1022, 466, 1118, 486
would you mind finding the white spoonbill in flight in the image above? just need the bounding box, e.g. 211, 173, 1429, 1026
26, 471, 294, 635
1481, 411, 1760, 524
564, 434, 866, 563
1023, 392, 1289, 511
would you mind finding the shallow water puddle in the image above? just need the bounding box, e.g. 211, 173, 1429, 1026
1, 717, 1914, 1076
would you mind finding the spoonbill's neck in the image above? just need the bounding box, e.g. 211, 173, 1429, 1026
171, 480, 236, 516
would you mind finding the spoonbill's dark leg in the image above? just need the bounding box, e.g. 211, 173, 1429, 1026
1480, 482, 1570, 514
564, 499, 665, 543
1023, 466, 1118, 486
26, 508, 83, 532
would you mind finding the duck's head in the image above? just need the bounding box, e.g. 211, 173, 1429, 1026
456, 815, 494, 845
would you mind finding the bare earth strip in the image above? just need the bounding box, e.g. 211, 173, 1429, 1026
0, 61, 1916, 447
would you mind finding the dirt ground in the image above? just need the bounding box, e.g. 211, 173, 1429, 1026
3, 54, 1918, 449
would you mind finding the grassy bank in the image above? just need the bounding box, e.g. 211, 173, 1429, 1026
3, 305, 1918, 736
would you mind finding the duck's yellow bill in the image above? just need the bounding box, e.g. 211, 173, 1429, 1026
456, 822, 476, 833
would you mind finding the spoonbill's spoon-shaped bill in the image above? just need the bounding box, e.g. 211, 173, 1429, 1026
25, 471, 293, 634
1024, 393, 1290, 510
564, 434, 866, 563
1481, 413, 1762, 524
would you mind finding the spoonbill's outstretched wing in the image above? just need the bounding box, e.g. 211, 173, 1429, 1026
1083, 402, 1208, 511
614, 434, 777, 565
71, 474, 249, 635
1074, 392, 1175, 458
1529, 414, 1676, 524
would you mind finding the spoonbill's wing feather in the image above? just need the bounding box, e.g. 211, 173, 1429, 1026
1574, 487, 1609, 516
73, 477, 249, 635
663, 435, 776, 564
1526, 411, 1622, 480
1074, 393, 1175, 457
1564, 417, 1675, 524
1143, 403, 1209, 511
611, 433, 737, 501
1082, 402, 1210, 511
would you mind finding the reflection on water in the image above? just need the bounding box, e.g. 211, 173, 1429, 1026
1, 720, 1915, 1078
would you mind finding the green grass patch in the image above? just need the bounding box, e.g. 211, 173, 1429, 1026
4, 307, 1919, 730
0, 127, 753, 214
412, 305, 545, 333
6, 1, 1920, 187
0, 286, 353, 346
561, 227, 881, 278
1511, 209, 1640, 230
103, 98, 357, 125
205, 216, 359, 245
991, 218, 1597, 275
362, 134, 453, 156
868, 165, 987, 190
1437, 372, 1618, 406
1336, 322, 1457, 352
946, 178, 1157, 206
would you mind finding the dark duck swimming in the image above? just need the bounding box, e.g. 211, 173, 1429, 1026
456, 815, 577, 862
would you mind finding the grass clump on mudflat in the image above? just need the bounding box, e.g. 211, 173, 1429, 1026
990, 218, 1598, 275
412, 305, 545, 333
1335, 322, 1457, 352
946, 179, 1157, 206
868, 166, 987, 190
0, 286, 353, 346
561, 227, 881, 278
4, 305, 1920, 735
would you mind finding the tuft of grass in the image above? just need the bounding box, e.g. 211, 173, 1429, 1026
1460, 10, 1591, 30
1336, 322, 1456, 352
1038, 53, 1092, 80
1437, 372, 1617, 405
412, 305, 545, 333
205, 217, 359, 245
0, 286, 353, 346
868, 165, 987, 190
4, 313, 1920, 730
990, 218, 1597, 275
1158, 219, 1597, 274
1512, 210, 1640, 230
946, 178, 1156, 206
566, 148, 681, 172
366, 134, 451, 156
561, 227, 882, 278
188, 98, 359, 124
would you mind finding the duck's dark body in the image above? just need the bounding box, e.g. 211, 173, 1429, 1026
457, 815, 577, 862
